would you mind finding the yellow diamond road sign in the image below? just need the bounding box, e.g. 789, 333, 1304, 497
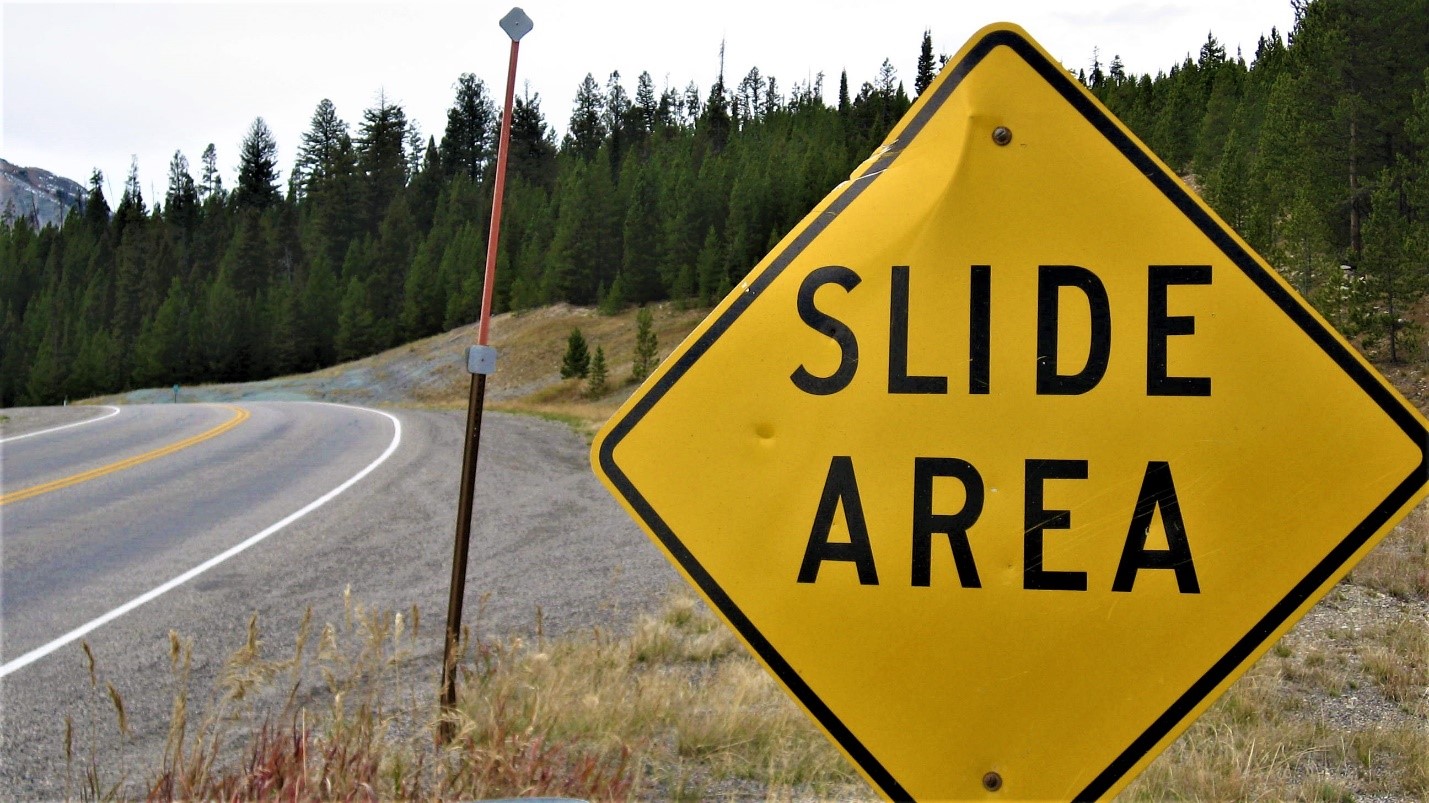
591, 23, 1429, 802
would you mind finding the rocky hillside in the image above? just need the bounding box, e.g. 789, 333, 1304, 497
1, 158, 84, 229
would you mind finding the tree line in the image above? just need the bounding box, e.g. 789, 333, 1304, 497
1091, 0, 1429, 361
2, 0, 1426, 406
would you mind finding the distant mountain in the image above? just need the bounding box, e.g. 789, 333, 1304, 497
1, 159, 85, 229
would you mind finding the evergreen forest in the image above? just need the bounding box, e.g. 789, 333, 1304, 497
3, 0, 1428, 406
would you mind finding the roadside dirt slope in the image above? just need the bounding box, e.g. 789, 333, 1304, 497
93, 302, 710, 409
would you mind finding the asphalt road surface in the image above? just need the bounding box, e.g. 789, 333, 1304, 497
0, 402, 677, 798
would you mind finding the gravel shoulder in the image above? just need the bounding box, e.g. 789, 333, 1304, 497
0, 404, 115, 439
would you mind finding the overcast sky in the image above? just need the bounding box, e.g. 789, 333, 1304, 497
3, 1, 1298, 200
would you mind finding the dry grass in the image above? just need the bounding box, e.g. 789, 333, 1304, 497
413, 301, 710, 412
1351, 504, 1429, 600
71, 588, 867, 801
488, 377, 630, 438
407, 301, 710, 437
63, 544, 1428, 802
1123, 507, 1429, 802
452, 592, 865, 800
66, 509, 1426, 802
1359, 617, 1428, 716
77, 556, 1423, 801
1124, 665, 1428, 801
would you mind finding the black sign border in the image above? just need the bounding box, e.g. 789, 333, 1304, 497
597, 26, 1429, 802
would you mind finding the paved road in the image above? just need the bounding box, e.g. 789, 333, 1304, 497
0, 402, 677, 798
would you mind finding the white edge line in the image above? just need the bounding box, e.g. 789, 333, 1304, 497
0, 403, 403, 679
0, 405, 122, 444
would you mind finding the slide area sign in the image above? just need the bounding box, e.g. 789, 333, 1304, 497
591, 22, 1429, 801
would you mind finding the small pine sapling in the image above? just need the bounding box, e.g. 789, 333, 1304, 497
560, 328, 591, 379
587, 346, 608, 397
631, 307, 659, 382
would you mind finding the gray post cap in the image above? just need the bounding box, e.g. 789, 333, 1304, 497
499, 8, 533, 41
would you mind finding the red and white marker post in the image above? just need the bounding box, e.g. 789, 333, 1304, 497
439, 6, 532, 744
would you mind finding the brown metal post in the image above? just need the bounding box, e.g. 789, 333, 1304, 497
439, 8, 530, 744
439, 370, 487, 739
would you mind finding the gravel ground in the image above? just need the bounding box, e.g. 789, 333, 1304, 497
0, 405, 116, 439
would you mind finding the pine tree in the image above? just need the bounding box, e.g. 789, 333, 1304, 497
635, 71, 659, 139
234, 117, 282, 211
199, 144, 224, 201
599, 272, 626, 314
682, 81, 702, 126
1354, 166, 1422, 361
335, 275, 379, 361
370, 194, 417, 331
399, 231, 443, 339
357, 92, 410, 231
300, 253, 340, 366
133, 278, 189, 386
113, 156, 147, 241
735, 66, 764, 125
621, 162, 662, 303
631, 306, 657, 382
560, 327, 590, 378
70, 324, 123, 401
565, 74, 607, 161
112, 169, 151, 349
165, 151, 200, 241
605, 70, 633, 171
308, 131, 362, 269
1109, 55, 1126, 84
405, 121, 424, 179
916, 30, 936, 96
198, 269, 245, 380
408, 136, 444, 232
696, 226, 724, 304
586, 345, 607, 397
439, 223, 485, 329
1088, 48, 1106, 90
442, 73, 496, 181
266, 279, 304, 375
544, 160, 615, 303
223, 210, 272, 296
83, 169, 110, 231
294, 99, 350, 199
701, 59, 732, 154
510, 91, 558, 189
23, 329, 64, 404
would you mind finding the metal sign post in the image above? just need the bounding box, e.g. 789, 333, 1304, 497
439, 6, 531, 744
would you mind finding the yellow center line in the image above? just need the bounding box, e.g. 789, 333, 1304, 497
0, 405, 251, 507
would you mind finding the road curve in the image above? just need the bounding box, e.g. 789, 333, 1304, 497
2, 403, 397, 666
0, 403, 678, 799
0, 404, 121, 443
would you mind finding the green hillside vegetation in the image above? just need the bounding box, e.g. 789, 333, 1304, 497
3, 0, 1429, 407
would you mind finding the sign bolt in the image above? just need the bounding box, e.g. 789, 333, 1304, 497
982, 771, 1004, 792
992, 126, 1013, 146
